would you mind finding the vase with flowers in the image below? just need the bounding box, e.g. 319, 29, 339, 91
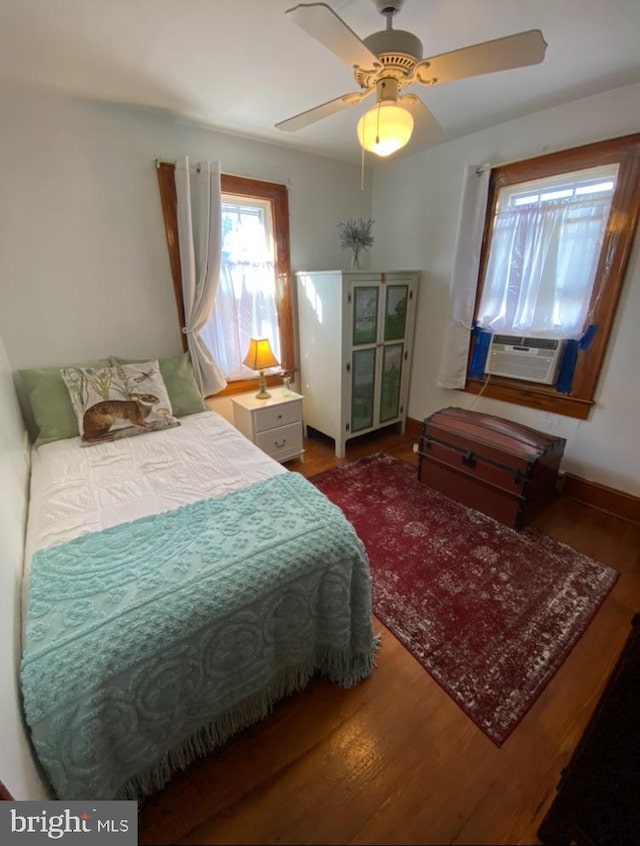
337, 217, 375, 269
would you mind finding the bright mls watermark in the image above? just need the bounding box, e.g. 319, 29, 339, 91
0, 802, 137, 844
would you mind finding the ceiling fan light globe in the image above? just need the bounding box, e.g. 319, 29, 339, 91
357, 103, 414, 157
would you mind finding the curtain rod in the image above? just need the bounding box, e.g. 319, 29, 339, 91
157, 157, 492, 176
155, 157, 201, 172
157, 156, 494, 177
154, 158, 293, 189
474, 143, 570, 176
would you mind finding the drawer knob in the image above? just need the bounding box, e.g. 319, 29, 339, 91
277, 413, 283, 419
274, 439, 286, 448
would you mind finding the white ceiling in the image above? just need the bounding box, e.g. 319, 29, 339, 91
1, 0, 640, 163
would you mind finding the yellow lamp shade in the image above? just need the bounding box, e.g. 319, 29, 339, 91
242, 337, 279, 372
357, 103, 414, 157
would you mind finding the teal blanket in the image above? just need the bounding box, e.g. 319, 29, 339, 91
21, 472, 378, 800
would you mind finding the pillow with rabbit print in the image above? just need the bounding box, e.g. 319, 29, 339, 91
61, 360, 180, 446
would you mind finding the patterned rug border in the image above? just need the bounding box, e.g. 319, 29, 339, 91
310, 452, 619, 746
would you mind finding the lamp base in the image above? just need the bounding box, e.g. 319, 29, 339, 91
255, 370, 270, 400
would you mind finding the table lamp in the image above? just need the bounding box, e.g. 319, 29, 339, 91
243, 337, 279, 399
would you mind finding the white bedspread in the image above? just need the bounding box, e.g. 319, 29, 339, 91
24, 411, 285, 576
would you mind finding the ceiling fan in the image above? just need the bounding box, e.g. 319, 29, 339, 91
276, 0, 547, 157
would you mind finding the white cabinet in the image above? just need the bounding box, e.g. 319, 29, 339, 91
230, 386, 304, 463
296, 270, 418, 458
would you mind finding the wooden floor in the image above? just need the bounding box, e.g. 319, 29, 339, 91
138, 426, 640, 846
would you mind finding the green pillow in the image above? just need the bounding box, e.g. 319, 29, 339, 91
20, 359, 112, 446
110, 353, 208, 417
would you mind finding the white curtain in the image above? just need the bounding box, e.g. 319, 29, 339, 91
477, 194, 612, 338
436, 165, 491, 389
175, 156, 227, 395
200, 262, 280, 380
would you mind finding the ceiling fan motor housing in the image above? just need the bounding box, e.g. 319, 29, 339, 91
356, 27, 423, 90
363, 28, 423, 62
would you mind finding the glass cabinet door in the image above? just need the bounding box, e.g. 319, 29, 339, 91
351, 348, 376, 432
379, 343, 404, 422
352, 286, 379, 345
384, 284, 409, 341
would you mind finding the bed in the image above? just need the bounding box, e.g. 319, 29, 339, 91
18, 407, 379, 801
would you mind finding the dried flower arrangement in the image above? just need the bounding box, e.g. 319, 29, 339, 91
337, 217, 375, 268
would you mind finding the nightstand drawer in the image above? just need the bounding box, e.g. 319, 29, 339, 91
255, 423, 303, 461
253, 401, 301, 432
230, 387, 305, 463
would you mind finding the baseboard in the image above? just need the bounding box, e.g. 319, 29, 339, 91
407, 417, 639, 524
562, 473, 640, 525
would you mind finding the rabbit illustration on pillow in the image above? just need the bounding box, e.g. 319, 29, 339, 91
82, 392, 159, 441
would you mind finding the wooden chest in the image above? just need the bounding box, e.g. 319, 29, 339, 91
418, 406, 566, 529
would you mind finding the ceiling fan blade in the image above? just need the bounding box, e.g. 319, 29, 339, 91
286, 2, 380, 69
399, 94, 446, 149
276, 89, 374, 132
415, 29, 547, 86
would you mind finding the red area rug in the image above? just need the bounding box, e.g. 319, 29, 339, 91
311, 452, 618, 745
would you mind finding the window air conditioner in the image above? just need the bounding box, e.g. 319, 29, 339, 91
485, 335, 565, 385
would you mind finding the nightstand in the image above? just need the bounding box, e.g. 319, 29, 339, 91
230, 386, 304, 463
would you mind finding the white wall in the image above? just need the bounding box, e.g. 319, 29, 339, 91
370, 83, 640, 497
0, 81, 371, 375
0, 328, 49, 799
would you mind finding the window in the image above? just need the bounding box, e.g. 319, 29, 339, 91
200, 194, 281, 380
477, 164, 617, 338
466, 133, 640, 419
156, 166, 294, 397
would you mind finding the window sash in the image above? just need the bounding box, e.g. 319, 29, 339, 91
203, 194, 282, 380
499, 163, 618, 209
477, 190, 614, 339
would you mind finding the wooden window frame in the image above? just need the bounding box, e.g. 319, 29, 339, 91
465, 133, 640, 420
156, 165, 294, 398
